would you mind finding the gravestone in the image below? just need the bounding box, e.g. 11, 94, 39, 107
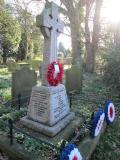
0, 34, 3, 54
39, 61, 43, 79
21, 2, 75, 137
0, 34, 3, 64
65, 65, 83, 92
12, 67, 37, 103
19, 63, 30, 69
7, 60, 20, 72
65, 57, 83, 93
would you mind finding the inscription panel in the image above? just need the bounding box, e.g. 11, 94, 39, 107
50, 89, 70, 124
28, 85, 70, 126
28, 90, 50, 123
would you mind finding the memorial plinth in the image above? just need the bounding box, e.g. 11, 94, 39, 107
28, 84, 70, 126
21, 2, 75, 137
21, 84, 75, 137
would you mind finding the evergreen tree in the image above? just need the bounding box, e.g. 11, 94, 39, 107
0, 9, 21, 63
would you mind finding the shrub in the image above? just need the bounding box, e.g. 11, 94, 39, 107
0, 119, 6, 131
0, 88, 11, 101
24, 138, 42, 152
0, 55, 2, 64
15, 133, 25, 144
103, 50, 120, 91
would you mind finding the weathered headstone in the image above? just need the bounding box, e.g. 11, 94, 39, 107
65, 65, 83, 92
12, 67, 37, 103
19, 63, 30, 69
7, 60, 20, 72
21, 2, 75, 137
0, 34, 3, 64
0, 34, 3, 54
39, 61, 43, 79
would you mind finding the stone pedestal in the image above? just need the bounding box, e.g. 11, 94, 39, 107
21, 84, 75, 137
28, 84, 71, 126
21, 2, 75, 137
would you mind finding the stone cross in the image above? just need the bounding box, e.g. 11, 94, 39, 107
36, 2, 64, 86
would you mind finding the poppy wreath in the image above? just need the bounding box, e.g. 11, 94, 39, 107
90, 109, 105, 138
60, 144, 83, 160
104, 100, 115, 124
47, 61, 64, 86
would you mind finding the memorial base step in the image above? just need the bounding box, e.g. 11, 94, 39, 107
20, 112, 75, 137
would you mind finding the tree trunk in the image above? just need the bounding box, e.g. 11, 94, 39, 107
2, 55, 7, 64
60, 0, 83, 66
70, 16, 82, 65
85, 2, 93, 72
85, 0, 102, 73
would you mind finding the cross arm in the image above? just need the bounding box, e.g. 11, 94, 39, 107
57, 18, 64, 33
36, 10, 51, 29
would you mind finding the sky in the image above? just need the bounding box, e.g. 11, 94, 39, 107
8, 0, 120, 24
5, 0, 120, 49
101, 0, 120, 24
5, 0, 71, 49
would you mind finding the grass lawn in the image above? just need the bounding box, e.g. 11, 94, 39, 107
69, 73, 120, 160
0, 68, 11, 102
91, 117, 120, 159
77, 73, 120, 160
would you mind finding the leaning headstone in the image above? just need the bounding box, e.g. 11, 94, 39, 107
19, 63, 30, 69
12, 67, 37, 104
21, 2, 75, 137
65, 64, 83, 93
0, 34, 3, 54
0, 34, 2, 64
7, 60, 20, 72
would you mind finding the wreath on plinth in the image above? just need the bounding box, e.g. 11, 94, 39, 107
47, 61, 64, 86
60, 144, 83, 160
